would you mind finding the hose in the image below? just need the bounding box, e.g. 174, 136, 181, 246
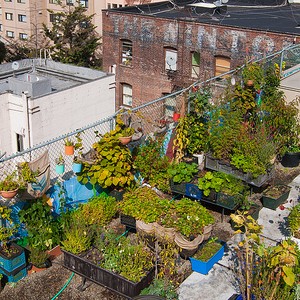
50, 272, 75, 300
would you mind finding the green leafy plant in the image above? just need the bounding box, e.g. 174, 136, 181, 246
73, 132, 84, 163
94, 231, 154, 282
18, 162, 38, 184
118, 186, 172, 224
192, 237, 222, 262
167, 162, 198, 184
140, 278, 178, 299
64, 138, 74, 146
28, 246, 50, 268
0, 172, 20, 191
19, 198, 61, 251
288, 203, 300, 239
161, 198, 214, 237
198, 171, 248, 197
55, 153, 65, 166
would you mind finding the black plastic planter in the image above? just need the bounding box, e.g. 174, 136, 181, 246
281, 152, 300, 168
62, 249, 155, 299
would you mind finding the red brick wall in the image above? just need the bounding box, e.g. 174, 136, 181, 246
102, 11, 297, 109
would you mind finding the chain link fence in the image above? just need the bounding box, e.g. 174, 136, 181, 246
0, 44, 299, 185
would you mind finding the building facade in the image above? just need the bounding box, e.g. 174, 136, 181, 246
0, 0, 159, 47
0, 59, 115, 155
102, 0, 300, 109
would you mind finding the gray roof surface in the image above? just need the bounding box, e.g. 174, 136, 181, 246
108, 0, 300, 35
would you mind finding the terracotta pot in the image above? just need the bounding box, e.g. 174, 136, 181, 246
65, 145, 74, 155
119, 136, 132, 145
246, 79, 254, 87
0, 188, 18, 199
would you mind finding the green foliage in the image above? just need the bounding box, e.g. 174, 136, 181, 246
288, 203, 300, 238
0, 172, 20, 191
18, 199, 61, 251
161, 198, 214, 237
167, 162, 198, 183
55, 153, 65, 165
64, 138, 74, 146
134, 137, 170, 184
193, 238, 222, 262
231, 211, 298, 300
242, 62, 265, 91
95, 231, 154, 282
140, 278, 178, 299
43, 2, 101, 68
0, 206, 18, 252
198, 171, 248, 197
73, 194, 117, 227
61, 214, 93, 254
78, 124, 135, 189
18, 162, 38, 184
29, 246, 50, 268
118, 187, 172, 223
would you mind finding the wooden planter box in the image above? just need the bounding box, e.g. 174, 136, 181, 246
261, 184, 291, 210
62, 249, 155, 298
189, 241, 225, 275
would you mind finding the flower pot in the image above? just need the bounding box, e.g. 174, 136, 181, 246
281, 151, 300, 168
0, 243, 26, 274
72, 162, 82, 173
119, 136, 132, 145
189, 241, 225, 275
65, 145, 74, 155
261, 184, 291, 210
55, 164, 65, 175
0, 188, 18, 199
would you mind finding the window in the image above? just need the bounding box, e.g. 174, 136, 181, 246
165, 48, 177, 71
121, 40, 132, 66
49, 0, 59, 4
16, 134, 24, 152
119, 4, 122, 7
5, 13, 13, 20
107, 3, 111, 8
112, 4, 118, 8
215, 56, 231, 77
18, 14, 26, 22
17, 0, 26, 3
50, 13, 60, 23
0, 24, 2, 32
122, 84, 132, 106
19, 33, 27, 40
5, 0, 12, 2
6, 30, 14, 38
66, 0, 74, 5
80, 0, 88, 7
191, 52, 200, 78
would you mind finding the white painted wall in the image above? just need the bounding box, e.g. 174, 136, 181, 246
0, 74, 115, 155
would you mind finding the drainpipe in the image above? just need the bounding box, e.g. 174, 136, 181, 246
22, 91, 32, 151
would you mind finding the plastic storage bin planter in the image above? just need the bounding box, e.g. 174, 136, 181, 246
0, 264, 27, 283
189, 241, 225, 275
261, 184, 291, 210
62, 249, 155, 298
0, 243, 26, 273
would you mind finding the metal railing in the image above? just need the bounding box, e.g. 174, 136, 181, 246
0, 44, 299, 184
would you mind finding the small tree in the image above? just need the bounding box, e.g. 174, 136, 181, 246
43, 1, 101, 68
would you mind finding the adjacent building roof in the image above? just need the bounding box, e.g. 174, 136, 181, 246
0, 59, 109, 98
107, 0, 300, 35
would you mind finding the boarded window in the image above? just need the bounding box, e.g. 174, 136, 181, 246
215, 56, 231, 77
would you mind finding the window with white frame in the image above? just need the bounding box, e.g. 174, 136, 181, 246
6, 30, 14, 38
17, 0, 26, 3
191, 52, 200, 78
50, 13, 60, 23
215, 56, 231, 77
122, 84, 133, 107
19, 32, 28, 40
165, 48, 177, 71
5, 13, 13, 20
80, 0, 88, 7
49, 0, 60, 4
18, 14, 26, 22
121, 40, 132, 66
5, 0, 12, 2
66, 0, 74, 5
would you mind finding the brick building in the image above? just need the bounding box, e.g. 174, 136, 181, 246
102, 0, 300, 109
